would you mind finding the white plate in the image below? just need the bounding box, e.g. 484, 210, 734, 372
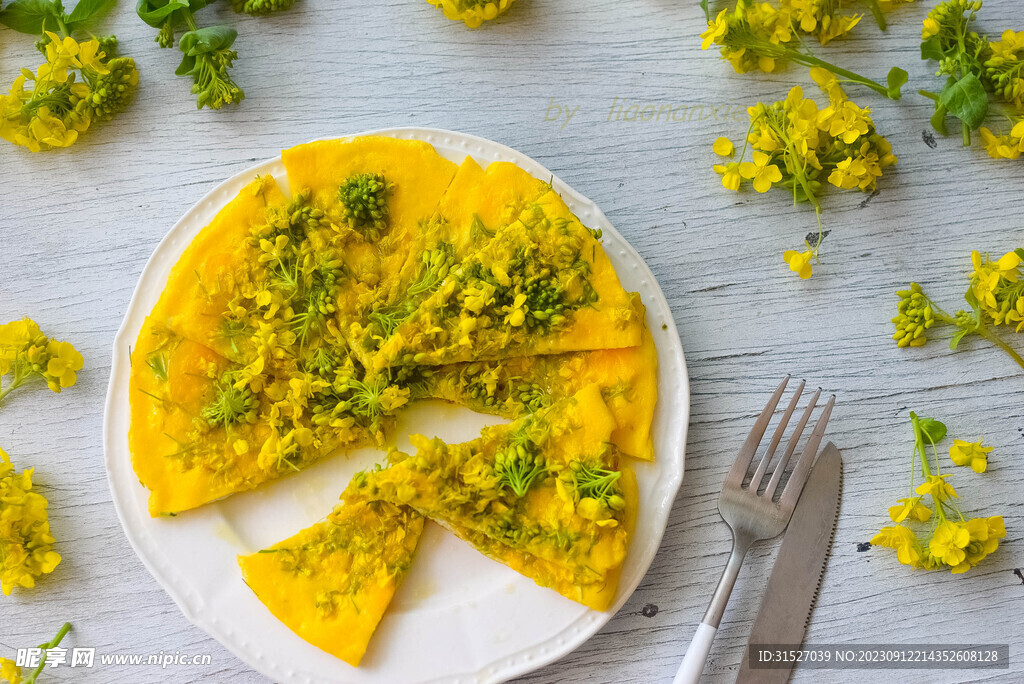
103, 128, 689, 684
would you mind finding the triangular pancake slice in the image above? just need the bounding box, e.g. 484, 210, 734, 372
281, 136, 459, 314
373, 189, 642, 369
346, 385, 631, 595
423, 293, 658, 460
440, 466, 637, 611
350, 157, 552, 365
154, 175, 288, 363
129, 319, 377, 516
238, 500, 424, 667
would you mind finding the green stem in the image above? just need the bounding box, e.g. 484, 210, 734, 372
787, 50, 892, 98
25, 623, 71, 684
863, 0, 886, 31
961, 121, 971, 147
183, 8, 199, 32
977, 324, 1024, 370
55, 14, 69, 39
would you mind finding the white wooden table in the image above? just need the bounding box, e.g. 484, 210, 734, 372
2, 1, 1023, 682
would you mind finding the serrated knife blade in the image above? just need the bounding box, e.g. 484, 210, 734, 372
736, 442, 843, 684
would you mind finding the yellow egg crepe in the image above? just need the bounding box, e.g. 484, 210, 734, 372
238, 500, 424, 667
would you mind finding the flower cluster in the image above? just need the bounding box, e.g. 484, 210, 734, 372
700, 0, 908, 100
137, 0, 294, 109
893, 249, 1024, 370
0, 32, 137, 152
920, 1, 1024, 150
872, 413, 1005, 574
425, 0, 518, 28
0, 318, 84, 407
713, 69, 896, 278
1, 449, 61, 596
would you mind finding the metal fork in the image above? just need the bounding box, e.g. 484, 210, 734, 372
673, 376, 835, 684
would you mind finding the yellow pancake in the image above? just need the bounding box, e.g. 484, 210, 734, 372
373, 190, 642, 369
347, 385, 631, 586
238, 500, 424, 667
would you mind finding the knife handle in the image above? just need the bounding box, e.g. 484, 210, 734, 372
673, 622, 717, 684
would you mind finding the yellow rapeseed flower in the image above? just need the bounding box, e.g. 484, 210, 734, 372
948, 439, 993, 473
783, 249, 814, 279
928, 521, 970, 567
0, 449, 62, 596
426, 0, 517, 28
915, 473, 957, 502
713, 161, 742, 191
888, 496, 932, 523
738, 150, 783, 193
0, 658, 21, 684
713, 136, 734, 156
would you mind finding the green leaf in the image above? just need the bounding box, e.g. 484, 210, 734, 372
920, 36, 944, 62
179, 25, 236, 56
1015, 248, 1024, 261
136, 0, 188, 27
699, 0, 709, 23
918, 417, 947, 445
930, 102, 949, 136
0, 0, 61, 35
938, 72, 989, 130
886, 67, 908, 100
66, 0, 114, 24
949, 327, 969, 351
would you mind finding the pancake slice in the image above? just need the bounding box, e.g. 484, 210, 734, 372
373, 189, 642, 369
423, 293, 658, 460
238, 500, 424, 666
346, 385, 632, 602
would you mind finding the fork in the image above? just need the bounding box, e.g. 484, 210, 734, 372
673, 376, 835, 684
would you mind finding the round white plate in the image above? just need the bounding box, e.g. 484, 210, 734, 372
103, 128, 689, 684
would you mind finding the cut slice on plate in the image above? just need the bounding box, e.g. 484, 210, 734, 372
423, 293, 658, 460
440, 466, 637, 611
281, 136, 459, 314
154, 175, 288, 362
346, 385, 632, 604
128, 319, 378, 516
351, 157, 551, 365
238, 500, 424, 667
372, 189, 642, 369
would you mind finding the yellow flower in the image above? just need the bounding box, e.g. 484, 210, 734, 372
76, 39, 110, 75
701, 9, 730, 49
44, 340, 84, 391
427, 0, 517, 28
979, 127, 1021, 159
871, 525, 922, 566
915, 473, 957, 502
783, 249, 814, 279
0, 658, 21, 684
713, 161, 742, 191
0, 448, 62, 596
827, 156, 869, 189
928, 521, 970, 567
713, 136, 734, 156
922, 17, 940, 39
820, 100, 871, 144
970, 250, 1021, 310
948, 439, 993, 473
888, 496, 932, 523
738, 150, 782, 193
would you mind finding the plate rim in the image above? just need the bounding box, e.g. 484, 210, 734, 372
103, 127, 690, 684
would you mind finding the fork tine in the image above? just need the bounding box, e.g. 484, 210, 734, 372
778, 394, 836, 510
749, 380, 805, 492
724, 376, 790, 488
762, 387, 821, 499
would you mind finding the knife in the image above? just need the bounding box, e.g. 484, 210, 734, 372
736, 442, 843, 684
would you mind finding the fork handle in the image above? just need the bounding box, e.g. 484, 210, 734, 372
673, 532, 753, 684
674, 623, 717, 684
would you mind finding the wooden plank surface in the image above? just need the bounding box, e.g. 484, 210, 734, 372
1, 0, 1022, 681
